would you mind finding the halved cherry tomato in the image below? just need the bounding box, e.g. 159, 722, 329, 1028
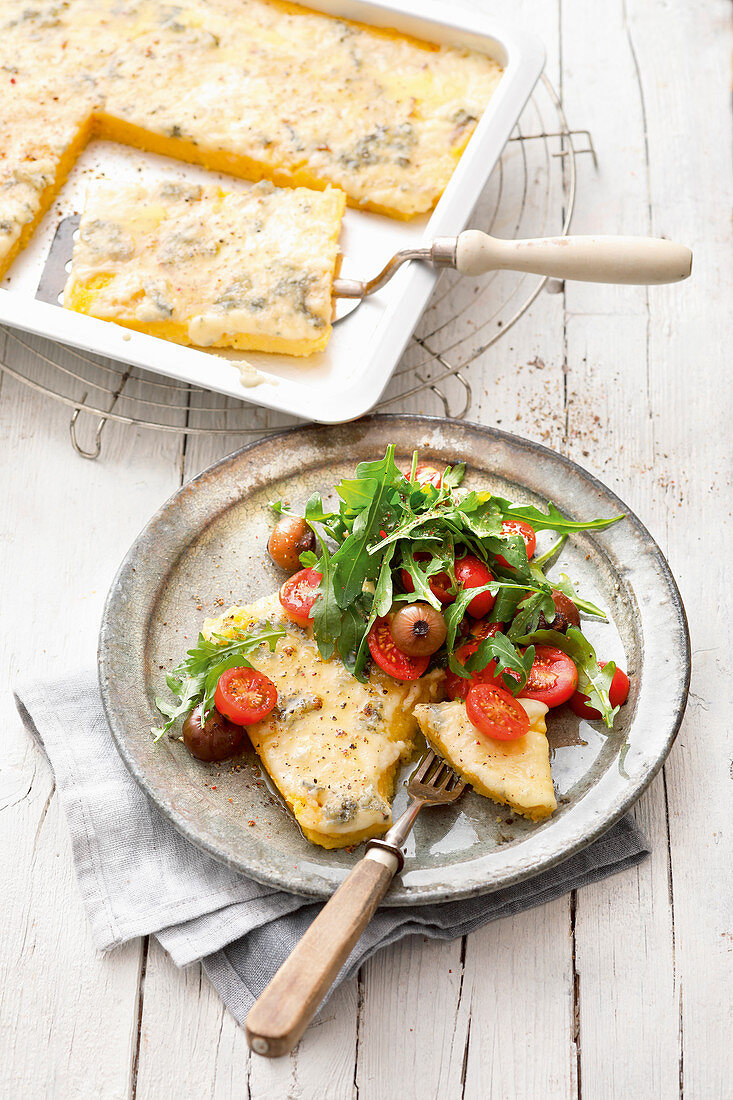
470, 620, 505, 641
466, 683, 530, 742
413, 463, 444, 489
279, 566, 322, 626
494, 520, 537, 570
519, 645, 578, 707
455, 555, 495, 618
214, 667, 277, 726
367, 618, 429, 681
569, 663, 630, 720
445, 641, 501, 701
400, 552, 453, 605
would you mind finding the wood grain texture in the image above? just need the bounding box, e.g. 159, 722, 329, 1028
0, 0, 731, 1095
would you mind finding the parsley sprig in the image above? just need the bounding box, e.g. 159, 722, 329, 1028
152, 625, 284, 740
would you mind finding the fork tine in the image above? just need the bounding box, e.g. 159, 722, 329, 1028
412, 750, 438, 784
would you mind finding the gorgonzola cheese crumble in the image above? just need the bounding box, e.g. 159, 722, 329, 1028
63, 180, 346, 356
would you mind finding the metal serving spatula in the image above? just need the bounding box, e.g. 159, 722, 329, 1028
332, 229, 693, 318
244, 750, 466, 1058
39, 216, 692, 321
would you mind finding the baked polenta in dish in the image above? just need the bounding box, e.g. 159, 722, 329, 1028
0, 0, 503, 279
63, 181, 346, 356
154, 447, 631, 849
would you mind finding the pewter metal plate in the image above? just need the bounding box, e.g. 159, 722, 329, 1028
98, 415, 690, 903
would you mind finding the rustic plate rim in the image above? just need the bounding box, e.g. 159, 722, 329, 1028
98, 414, 690, 903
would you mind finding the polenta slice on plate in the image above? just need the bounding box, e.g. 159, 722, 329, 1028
414, 698, 557, 822
63, 180, 346, 356
202, 593, 444, 848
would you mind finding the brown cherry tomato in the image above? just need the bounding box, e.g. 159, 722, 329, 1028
182, 705, 247, 762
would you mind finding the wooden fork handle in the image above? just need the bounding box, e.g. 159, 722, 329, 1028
245, 851, 398, 1057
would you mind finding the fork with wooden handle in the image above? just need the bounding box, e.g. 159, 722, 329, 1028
244, 752, 466, 1057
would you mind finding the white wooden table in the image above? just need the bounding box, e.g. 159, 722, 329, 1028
2, 1, 731, 1096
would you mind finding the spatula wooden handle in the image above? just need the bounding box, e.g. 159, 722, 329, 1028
454, 230, 692, 284
245, 851, 398, 1057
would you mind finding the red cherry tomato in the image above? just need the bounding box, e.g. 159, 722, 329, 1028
495, 520, 537, 569
413, 463, 444, 489
445, 641, 501, 701
278, 566, 322, 626
455, 555, 495, 618
367, 618, 429, 681
569, 662, 630, 720
400, 552, 453, 605
519, 645, 578, 707
466, 683, 530, 742
214, 667, 277, 726
470, 620, 505, 641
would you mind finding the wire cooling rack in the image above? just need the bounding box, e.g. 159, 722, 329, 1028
0, 75, 595, 459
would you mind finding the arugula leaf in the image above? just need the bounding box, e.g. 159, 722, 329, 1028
493, 498, 624, 533
310, 527, 341, 661
441, 462, 466, 489
516, 627, 618, 727
552, 573, 607, 619
152, 625, 284, 740
398, 544, 444, 610
443, 585, 493, 650
351, 545, 396, 678
532, 533, 567, 569
448, 632, 535, 695
332, 445, 402, 606
507, 590, 556, 640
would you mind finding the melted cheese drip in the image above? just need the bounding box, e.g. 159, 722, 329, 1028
63, 180, 345, 355
205, 594, 445, 847
414, 697, 558, 821
0, 0, 503, 275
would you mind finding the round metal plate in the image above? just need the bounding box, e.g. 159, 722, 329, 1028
98, 415, 690, 904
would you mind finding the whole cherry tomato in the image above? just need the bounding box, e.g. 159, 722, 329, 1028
494, 520, 537, 569
569, 662, 630, 719
454, 555, 495, 618
279, 566, 322, 626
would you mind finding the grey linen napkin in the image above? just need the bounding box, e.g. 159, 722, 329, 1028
15, 670, 648, 1027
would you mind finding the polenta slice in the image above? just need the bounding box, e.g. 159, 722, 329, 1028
0, 0, 503, 277
414, 698, 557, 821
63, 180, 346, 356
204, 594, 444, 848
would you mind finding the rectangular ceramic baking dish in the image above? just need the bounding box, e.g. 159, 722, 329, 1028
0, 0, 544, 423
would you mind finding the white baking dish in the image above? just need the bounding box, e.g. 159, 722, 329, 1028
0, 0, 544, 423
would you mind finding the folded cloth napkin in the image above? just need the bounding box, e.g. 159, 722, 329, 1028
15, 670, 648, 1027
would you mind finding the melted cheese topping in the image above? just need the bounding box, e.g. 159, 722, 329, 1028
64, 180, 345, 355
414, 698, 557, 821
205, 594, 444, 848
0, 0, 503, 276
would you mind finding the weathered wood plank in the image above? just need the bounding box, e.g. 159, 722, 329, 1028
624, 2, 733, 1096
559, 0, 682, 1094
0, 345, 185, 1100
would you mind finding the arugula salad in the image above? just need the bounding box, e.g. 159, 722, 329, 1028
154, 445, 631, 757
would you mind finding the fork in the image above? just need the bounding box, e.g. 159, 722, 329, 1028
244, 751, 466, 1057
